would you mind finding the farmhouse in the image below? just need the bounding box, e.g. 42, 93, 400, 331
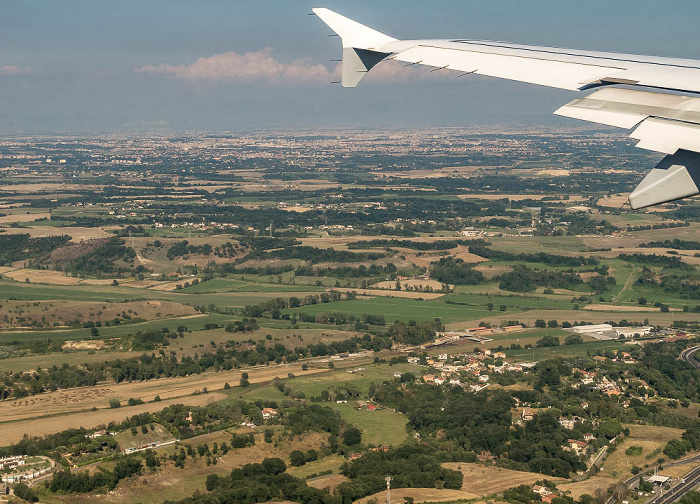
566, 439, 589, 455
262, 408, 278, 419
0, 456, 25, 470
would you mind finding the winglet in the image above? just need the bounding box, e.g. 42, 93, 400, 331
313, 8, 396, 87
628, 150, 700, 209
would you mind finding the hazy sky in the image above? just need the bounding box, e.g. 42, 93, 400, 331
2, 0, 700, 133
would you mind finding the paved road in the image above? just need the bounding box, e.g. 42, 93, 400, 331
647, 464, 700, 504
680, 346, 700, 370
604, 454, 700, 504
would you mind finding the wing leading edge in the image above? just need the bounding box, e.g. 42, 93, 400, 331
313, 7, 700, 209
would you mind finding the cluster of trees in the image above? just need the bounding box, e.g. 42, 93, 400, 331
115, 225, 149, 237
635, 340, 700, 401
619, 253, 691, 270
166, 240, 214, 259
244, 245, 385, 265
242, 292, 355, 319
641, 238, 700, 250
430, 257, 486, 285
66, 237, 143, 277
372, 382, 586, 477
499, 265, 583, 293
388, 319, 443, 346
0, 328, 398, 400
165, 457, 338, 504
468, 243, 599, 268
225, 318, 259, 333
0, 233, 71, 266
0, 363, 104, 400
295, 263, 398, 279
336, 443, 463, 502
48, 456, 142, 493
292, 312, 387, 329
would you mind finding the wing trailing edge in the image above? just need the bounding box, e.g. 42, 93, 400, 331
313, 8, 700, 207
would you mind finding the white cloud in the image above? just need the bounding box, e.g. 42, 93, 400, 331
0, 65, 32, 76
135, 48, 452, 85
135, 48, 334, 84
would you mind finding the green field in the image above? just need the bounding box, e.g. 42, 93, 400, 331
504, 338, 629, 360
283, 297, 504, 324
242, 363, 417, 446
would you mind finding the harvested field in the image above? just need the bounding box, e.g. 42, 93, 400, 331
0, 392, 225, 445
442, 462, 563, 495
597, 194, 632, 208
0, 267, 82, 285
0, 212, 50, 223
356, 488, 478, 504
0, 225, 110, 241
557, 476, 618, 499
0, 362, 331, 440
0, 299, 198, 329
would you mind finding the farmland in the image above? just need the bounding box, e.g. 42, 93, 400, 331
1, 130, 700, 504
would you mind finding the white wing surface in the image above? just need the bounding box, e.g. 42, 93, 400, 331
313, 7, 700, 209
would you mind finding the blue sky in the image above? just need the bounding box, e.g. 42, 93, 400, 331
2, 0, 700, 133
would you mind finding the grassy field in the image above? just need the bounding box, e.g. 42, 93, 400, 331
0, 312, 231, 344
330, 403, 408, 446
39, 431, 331, 504
284, 297, 502, 324
504, 338, 629, 360
243, 363, 415, 446
287, 455, 345, 478
598, 424, 684, 480
113, 423, 175, 450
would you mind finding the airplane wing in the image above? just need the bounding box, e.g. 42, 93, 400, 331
312, 7, 700, 209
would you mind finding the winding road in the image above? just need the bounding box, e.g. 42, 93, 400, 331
680, 345, 700, 370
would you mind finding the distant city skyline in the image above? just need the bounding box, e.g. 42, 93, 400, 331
2, 0, 700, 133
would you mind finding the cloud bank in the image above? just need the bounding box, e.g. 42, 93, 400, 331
136, 48, 451, 85
136, 48, 333, 83
0, 65, 32, 76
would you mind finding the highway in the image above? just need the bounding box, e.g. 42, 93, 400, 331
647, 464, 700, 504
604, 454, 700, 504
680, 346, 700, 370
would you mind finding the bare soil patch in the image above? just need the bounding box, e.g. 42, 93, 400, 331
442, 462, 563, 495
306, 474, 350, 491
